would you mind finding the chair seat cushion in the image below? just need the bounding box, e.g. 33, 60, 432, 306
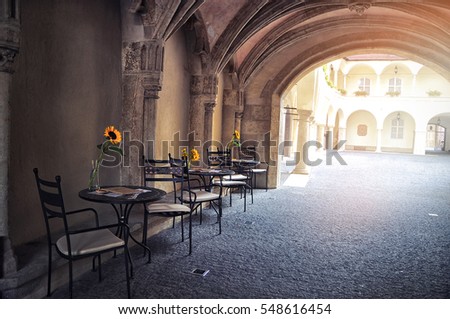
251, 168, 267, 173
214, 180, 247, 186
183, 190, 220, 202
146, 202, 190, 213
56, 229, 124, 256
223, 174, 248, 181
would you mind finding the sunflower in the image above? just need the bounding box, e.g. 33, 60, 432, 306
190, 148, 200, 161
234, 130, 240, 140
89, 125, 123, 190
104, 126, 122, 144
181, 148, 188, 158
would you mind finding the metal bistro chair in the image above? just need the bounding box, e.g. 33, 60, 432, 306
142, 161, 194, 255
170, 155, 224, 234
240, 145, 269, 191
33, 168, 130, 298
207, 148, 253, 212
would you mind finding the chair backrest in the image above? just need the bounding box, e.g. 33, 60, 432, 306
168, 153, 187, 172
207, 148, 232, 168
33, 168, 72, 254
240, 145, 257, 161
144, 158, 186, 202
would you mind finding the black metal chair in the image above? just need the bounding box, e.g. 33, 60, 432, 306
207, 148, 253, 211
170, 155, 223, 234
207, 148, 232, 167
240, 145, 269, 191
33, 168, 130, 298
142, 161, 194, 255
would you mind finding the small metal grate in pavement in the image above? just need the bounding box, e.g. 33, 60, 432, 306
191, 268, 210, 276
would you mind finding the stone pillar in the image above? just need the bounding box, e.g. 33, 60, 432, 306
204, 102, 215, 147
413, 130, 427, 155
190, 74, 217, 157
234, 111, 243, 136
316, 124, 325, 150
338, 127, 347, 150
121, 39, 164, 185
190, 75, 206, 153
325, 127, 333, 150
222, 88, 238, 145
292, 110, 312, 174
283, 106, 297, 157
376, 128, 382, 152
0, 0, 20, 281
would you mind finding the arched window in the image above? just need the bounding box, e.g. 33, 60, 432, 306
358, 78, 370, 94
391, 116, 404, 139
388, 78, 402, 93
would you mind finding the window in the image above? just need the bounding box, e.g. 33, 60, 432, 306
391, 118, 404, 139
388, 78, 402, 93
358, 78, 370, 94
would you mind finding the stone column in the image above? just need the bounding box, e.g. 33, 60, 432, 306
316, 124, 325, 150
190, 74, 217, 158
204, 102, 215, 147
376, 128, 382, 152
325, 127, 333, 150
222, 88, 238, 146
234, 111, 243, 136
413, 130, 427, 155
121, 39, 164, 185
292, 110, 312, 174
338, 127, 347, 150
190, 75, 206, 152
1, 0, 20, 281
283, 106, 297, 157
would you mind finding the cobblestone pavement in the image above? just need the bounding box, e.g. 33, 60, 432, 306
49, 151, 450, 299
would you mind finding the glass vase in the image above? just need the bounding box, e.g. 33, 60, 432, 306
88, 160, 100, 191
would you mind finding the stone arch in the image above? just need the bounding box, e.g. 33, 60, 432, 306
381, 111, 416, 153
345, 110, 378, 151
426, 112, 450, 151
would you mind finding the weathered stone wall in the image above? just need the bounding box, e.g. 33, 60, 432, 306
9, 0, 122, 246
157, 30, 191, 161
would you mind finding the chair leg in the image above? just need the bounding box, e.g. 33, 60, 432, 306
142, 212, 149, 256
181, 215, 185, 242
218, 199, 222, 235
47, 247, 52, 297
243, 186, 247, 212
98, 255, 102, 282
69, 260, 73, 299
189, 212, 192, 255
124, 245, 131, 298
265, 172, 268, 191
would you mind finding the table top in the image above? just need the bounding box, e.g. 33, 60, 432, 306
232, 159, 260, 166
79, 185, 166, 205
188, 168, 235, 176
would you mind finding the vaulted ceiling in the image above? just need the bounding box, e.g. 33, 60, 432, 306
188, 0, 450, 97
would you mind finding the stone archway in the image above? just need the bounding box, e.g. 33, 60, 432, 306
346, 110, 378, 151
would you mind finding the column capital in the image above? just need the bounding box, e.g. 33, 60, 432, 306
0, 47, 18, 73
122, 40, 164, 98
0, 5, 21, 74
204, 101, 216, 114
297, 109, 313, 121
